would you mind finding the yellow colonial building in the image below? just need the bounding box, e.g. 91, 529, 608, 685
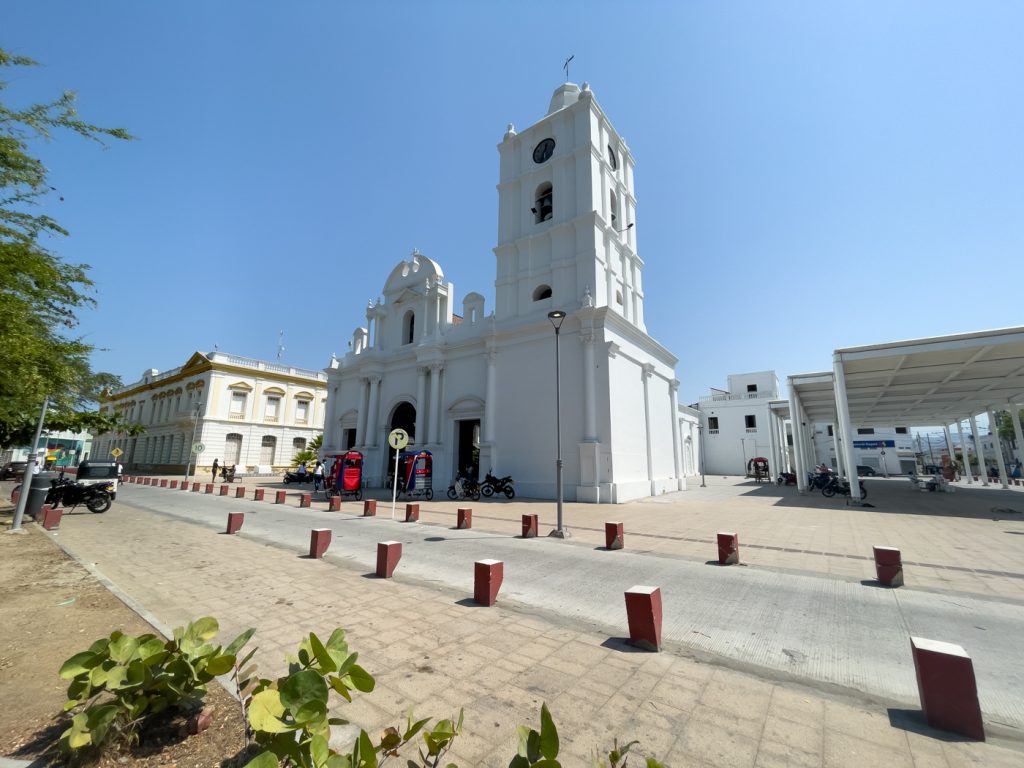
93, 351, 327, 475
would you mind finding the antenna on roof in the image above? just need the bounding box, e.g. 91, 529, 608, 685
563, 55, 574, 82
277, 330, 285, 361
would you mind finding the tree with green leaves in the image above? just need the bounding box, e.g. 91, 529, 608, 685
0, 47, 139, 447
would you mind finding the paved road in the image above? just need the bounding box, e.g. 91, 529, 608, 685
115, 483, 1024, 730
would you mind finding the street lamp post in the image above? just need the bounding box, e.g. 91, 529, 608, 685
547, 310, 568, 538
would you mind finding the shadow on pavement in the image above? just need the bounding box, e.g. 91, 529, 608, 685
886, 708, 975, 742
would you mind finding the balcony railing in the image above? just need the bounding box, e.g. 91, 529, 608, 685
745, 428, 758, 433
698, 391, 776, 405
708, 429, 720, 435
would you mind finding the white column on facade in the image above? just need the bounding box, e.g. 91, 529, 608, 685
366, 376, 381, 448
1010, 403, 1024, 467
831, 425, 843, 475
356, 378, 369, 445
969, 413, 988, 486
765, 408, 777, 479
788, 384, 808, 491
833, 357, 862, 500
484, 351, 497, 443
955, 420, 972, 483
987, 407, 1009, 488
428, 364, 442, 444
415, 367, 426, 445
642, 364, 655, 492
581, 331, 598, 440
942, 424, 956, 474
669, 379, 682, 484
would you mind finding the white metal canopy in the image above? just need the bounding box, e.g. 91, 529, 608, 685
790, 326, 1024, 427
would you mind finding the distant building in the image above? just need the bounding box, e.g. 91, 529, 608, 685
93, 351, 327, 474
694, 372, 790, 476
809, 424, 916, 475
0, 430, 93, 469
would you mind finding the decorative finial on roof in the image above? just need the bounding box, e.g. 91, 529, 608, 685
411, 247, 421, 259
504, 123, 517, 140
582, 286, 593, 307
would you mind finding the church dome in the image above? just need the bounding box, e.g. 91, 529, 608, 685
547, 82, 581, 115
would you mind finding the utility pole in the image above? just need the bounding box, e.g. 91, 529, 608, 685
10, 396, 49, 533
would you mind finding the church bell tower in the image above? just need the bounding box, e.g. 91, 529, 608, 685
493, 82, 645, 330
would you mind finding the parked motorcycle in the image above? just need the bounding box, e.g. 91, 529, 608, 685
776, 472, 797, 486
480, 471, 515, 499
806, 471, 833, 491
821, 475, 867, 500
45, 476, 113, 513
446, 473, 481, 501
283, 469, 312, 484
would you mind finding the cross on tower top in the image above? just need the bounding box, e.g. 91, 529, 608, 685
563, 55, 574, 82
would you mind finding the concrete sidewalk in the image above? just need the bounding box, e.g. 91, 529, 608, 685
41, 484, 1024, 766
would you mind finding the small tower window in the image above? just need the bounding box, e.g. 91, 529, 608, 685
402, 310, 415, 345
533, 285, 552, 301
608, 144, 618, 170
533, 182, 553, 223
610, 190, 619, 227
615, 290, 623, 305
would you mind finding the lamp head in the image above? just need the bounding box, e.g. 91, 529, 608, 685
548, 310, 566, 331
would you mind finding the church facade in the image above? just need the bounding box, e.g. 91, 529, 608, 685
323, 83, 686, 503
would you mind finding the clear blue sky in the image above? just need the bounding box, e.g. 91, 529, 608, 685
5, 1, 1022, 408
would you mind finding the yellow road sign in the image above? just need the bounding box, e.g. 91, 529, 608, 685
110, 447, 124, 458
388, 428, 409, 450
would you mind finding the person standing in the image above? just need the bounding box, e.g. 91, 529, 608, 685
313, 459, 325, 491
212, 458, 220, 483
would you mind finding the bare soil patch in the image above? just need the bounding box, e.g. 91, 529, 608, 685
1, 489, 250, 766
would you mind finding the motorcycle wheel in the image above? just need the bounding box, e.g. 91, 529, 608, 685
86, 493, 111, 513
481, 483, 495, 498
504, 487, 515, 499
355, 489, 362, 501
822, 485, 836, 498
471, 488, 481, 501
859, 482, 867, 500
426, 489, 433, 501
446, 487, 457, 500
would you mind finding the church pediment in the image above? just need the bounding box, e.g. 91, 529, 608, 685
393, 288, 422, 305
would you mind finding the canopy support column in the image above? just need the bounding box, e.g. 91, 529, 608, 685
788, 384, 808, 492
833, 356, 862, 502
1009, 403, 1024, 470
956, 420, 973, 484
987, 407, 1009, 489
969, 414, 988, 486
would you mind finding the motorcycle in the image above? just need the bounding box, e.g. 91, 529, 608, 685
821, 475, 867, 500
480, 471, 515, 499
807, 471, 833, 491
776, 472, 797, 486
446, 473, 481, 501
45, 476, 113, 513
283, 469, 313, 484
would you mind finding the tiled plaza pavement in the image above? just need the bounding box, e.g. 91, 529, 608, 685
45, 477, 1024, 767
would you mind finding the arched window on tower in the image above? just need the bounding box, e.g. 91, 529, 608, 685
610, 190, 619, 227
532, 285, 552, 301
533, 182, 553, 224
402, 310, 415, 345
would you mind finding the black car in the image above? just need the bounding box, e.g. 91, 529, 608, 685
856, 465, 877, 477
0, 461, 28, 480
922, 464, 944, 474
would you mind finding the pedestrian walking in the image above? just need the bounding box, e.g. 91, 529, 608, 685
212, 458, 219, 483
313, 459, 325, 491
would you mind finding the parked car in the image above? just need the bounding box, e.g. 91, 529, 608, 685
0, 461, 28, 480
856, 465, 877, 477
922, 464, 943, 474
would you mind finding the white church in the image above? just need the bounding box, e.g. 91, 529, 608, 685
322, 82, 692, 503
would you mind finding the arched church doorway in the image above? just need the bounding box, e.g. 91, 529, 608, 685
385, 401, 417, 479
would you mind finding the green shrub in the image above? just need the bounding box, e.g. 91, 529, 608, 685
57, 617, 254, 754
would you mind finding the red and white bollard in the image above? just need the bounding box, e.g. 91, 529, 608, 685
624, 585, 663, 651
474, 559, 504, 606
309, 529, 332, 559
376, 541, 402, 578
